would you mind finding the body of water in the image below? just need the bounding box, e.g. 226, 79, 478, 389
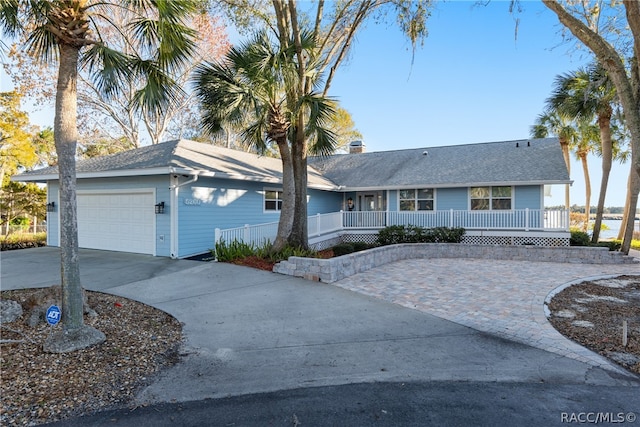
598, 219, 638, 240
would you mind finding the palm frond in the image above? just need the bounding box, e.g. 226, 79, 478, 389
25, 25, 58, 62
128, 58, 184, 119
0, 0, 21, 36
241, 119, 269, 154
300, 92, 337, 155
82, 43, 134, 100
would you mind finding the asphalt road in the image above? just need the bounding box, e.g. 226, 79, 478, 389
44, 381, 640, 427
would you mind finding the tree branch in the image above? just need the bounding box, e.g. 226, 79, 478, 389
322, 0, 373, 96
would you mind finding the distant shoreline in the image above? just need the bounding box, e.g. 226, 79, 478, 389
594, 215, 639, 221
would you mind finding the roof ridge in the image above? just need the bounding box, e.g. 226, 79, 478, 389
310, 137, 557, 158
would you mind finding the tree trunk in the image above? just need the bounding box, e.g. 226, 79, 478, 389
560, 141, 571, 209
289, 132, 309, 249
272, 139, 295, 252
44, 43, 105, 353
617, 170, 632, 240
621, 168, 640, 254
591, 114, 613, 243
579, 152, 591, 232
54, 44, 84, 331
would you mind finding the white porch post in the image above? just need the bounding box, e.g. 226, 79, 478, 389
243, 224, 250, 244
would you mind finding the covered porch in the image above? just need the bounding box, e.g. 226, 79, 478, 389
214, 209, 571, 252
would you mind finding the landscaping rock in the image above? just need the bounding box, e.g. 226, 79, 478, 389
0, 300, 23, 324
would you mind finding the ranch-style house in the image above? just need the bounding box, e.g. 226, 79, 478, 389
14, 137, 572, 258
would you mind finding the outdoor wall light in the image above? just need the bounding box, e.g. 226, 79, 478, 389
155, 202, 165, 214
46, 202, 55, 212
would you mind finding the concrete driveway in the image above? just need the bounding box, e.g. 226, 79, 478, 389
0, 246, 200, 291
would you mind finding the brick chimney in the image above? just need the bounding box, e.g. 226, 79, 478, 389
349, 140, 365, 154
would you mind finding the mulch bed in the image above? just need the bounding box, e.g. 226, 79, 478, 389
0, 289, 183, 426
547, 275, 640, 375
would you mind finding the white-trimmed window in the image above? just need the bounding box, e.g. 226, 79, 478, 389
470, 186, 512, 210
264, 189, 283, 212
399, 189, 434, 211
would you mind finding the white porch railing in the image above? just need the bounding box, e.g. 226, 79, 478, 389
215, 209, 569, 247
344, 209, 569, 231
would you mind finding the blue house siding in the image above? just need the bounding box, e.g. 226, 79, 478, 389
435, 188, 468, 211
515, 185, 543, 229
307, 190, 343, 214
514, 185, 542, 210
176, 178, 344, 258
177, 178, 265, 258
387, 190, 398, 211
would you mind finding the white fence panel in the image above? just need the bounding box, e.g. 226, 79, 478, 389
309, 212, 342, 237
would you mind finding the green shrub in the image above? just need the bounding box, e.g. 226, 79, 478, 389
376, 225, 406, 245
212, 240, 318, 263
426, 227, 465, 243
213, 239, 256, 262
267, 245, 317, 262
569, 230, 591, 246
332, 243, 355, 256
352, 241, 373, 252
593, 241, 621, 251
376, 225, 465, 246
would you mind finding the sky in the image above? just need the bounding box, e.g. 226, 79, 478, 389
0, 1, 632, 208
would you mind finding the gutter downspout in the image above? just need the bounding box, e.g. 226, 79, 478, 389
169, 172, 199, 259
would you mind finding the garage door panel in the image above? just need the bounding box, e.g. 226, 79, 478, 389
77, 192, 155, 255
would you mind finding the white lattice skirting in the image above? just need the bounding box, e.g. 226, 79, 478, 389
311, 230, 570, 248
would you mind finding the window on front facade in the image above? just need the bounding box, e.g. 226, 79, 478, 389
470, 186, 512, 210
264, 189, 283, 211
399, 189, 434, 211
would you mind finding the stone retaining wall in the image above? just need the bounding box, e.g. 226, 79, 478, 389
273, 244, 638, 283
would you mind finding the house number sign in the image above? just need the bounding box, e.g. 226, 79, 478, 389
184, 198, 202, 206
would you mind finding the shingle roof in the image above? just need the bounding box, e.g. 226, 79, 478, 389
307, 138, 570, 190
15, 139, 338, 190
15, 138, 570, 190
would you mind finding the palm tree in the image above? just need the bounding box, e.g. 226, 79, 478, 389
531, 111, 578, 209
573, 121, 599, 231
193, 31, 336, 252
0, 0, 196, 352
546, 63, 619, 243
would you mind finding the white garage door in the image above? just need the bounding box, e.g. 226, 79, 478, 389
77, 191, 155, 254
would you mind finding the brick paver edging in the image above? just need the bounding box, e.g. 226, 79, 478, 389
273, 243, 638, 283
